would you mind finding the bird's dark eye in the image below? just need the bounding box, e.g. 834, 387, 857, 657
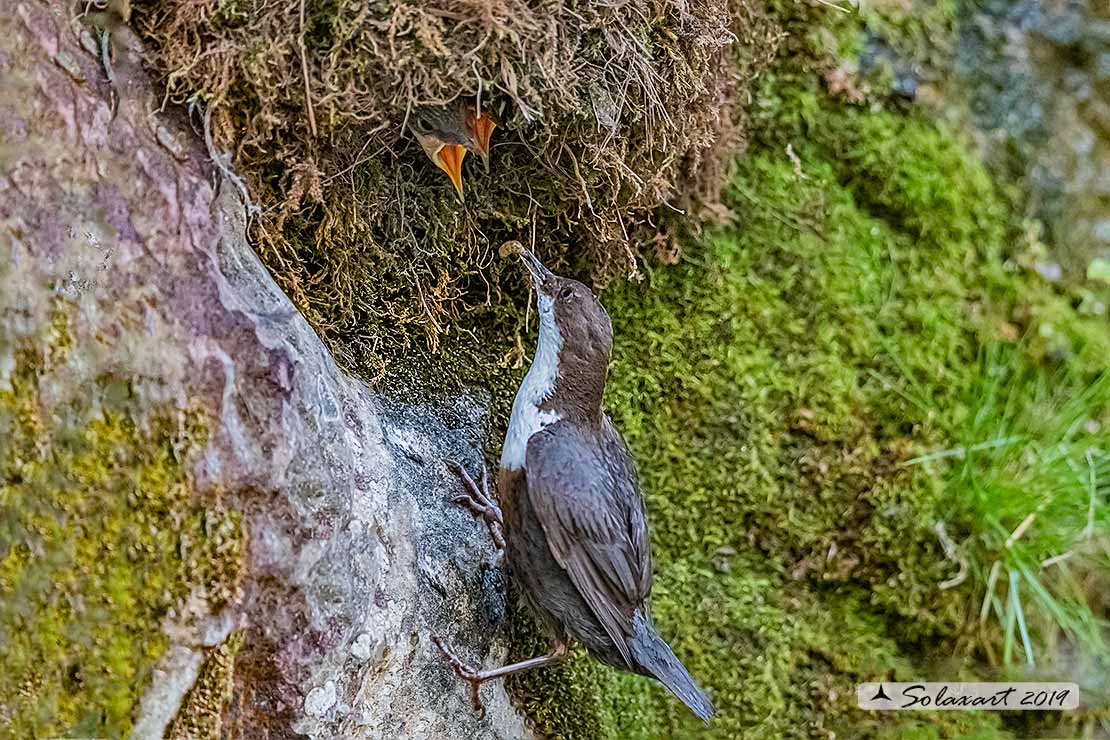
559, 286, 574, 300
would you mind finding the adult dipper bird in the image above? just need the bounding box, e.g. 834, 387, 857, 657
409, 98, 497, 202
435, 242, 714, 723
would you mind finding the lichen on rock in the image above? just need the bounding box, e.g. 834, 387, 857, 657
0, 306, 242, 738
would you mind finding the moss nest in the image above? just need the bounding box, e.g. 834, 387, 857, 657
130, 0, 784, 381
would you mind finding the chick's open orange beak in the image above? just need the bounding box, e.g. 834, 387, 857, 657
435, 143, 467, 202
471, 113, 497, 173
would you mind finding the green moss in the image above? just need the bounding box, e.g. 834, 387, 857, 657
507, 609, 611, 739
505, 80, 1107, 736
0, 308, 243, 739
610, 139, 975, 615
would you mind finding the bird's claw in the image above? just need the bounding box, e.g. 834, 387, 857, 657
446, 460, 505, 550
432, 635, 486, 716
451, 493, 497, 518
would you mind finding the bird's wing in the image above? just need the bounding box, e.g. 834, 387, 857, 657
524, 419, 652, 667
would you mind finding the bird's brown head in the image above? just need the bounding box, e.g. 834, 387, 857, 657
504, 241, 613, 413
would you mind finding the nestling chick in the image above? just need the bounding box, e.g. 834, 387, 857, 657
409, 98, 497, 202
436, 242, 715, 723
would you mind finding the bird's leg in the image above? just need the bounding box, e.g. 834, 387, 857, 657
446, 461, 505, 551
432, 636, 568, 715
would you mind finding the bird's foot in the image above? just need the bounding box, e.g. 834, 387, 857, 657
432, 635, 487, 716
446, 460, 505, 551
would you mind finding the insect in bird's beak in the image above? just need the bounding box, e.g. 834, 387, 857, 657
435, 143, 467, 202
470, 111, 497, 174
502, 241, 554, 292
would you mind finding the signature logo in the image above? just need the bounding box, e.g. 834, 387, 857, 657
857, 682, 1079, 710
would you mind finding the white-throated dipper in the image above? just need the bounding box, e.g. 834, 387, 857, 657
434, 241, 715, 723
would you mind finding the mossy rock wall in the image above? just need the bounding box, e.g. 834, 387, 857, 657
2, 0, 1108, 738
1, 5, 538, 738
501, 99, 1108, 739
498, 13, 1110, 736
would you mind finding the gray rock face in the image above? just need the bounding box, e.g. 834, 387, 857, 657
958, 0, 1110, 275
1, 3, 528, 738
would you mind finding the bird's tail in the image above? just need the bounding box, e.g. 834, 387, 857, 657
629, 611, 715, 723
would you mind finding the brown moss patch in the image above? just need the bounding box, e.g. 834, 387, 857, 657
167, 631, 245, 740
130, 0, 783, 383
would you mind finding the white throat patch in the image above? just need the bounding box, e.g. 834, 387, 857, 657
501, 294, 562, 471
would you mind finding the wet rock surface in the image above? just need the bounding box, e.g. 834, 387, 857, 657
958, 0, 1110, 275
1, 3, 527, 738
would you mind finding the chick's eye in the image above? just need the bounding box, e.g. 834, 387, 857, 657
559, 286, 574, 300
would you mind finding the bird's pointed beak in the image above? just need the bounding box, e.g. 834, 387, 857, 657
517, 246, 554, 290
435, 143, 467, 202
472, 113, 496, 174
